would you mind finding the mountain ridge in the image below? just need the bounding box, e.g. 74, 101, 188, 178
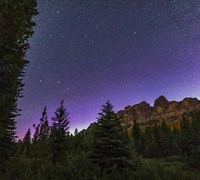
117, 96, 200, 129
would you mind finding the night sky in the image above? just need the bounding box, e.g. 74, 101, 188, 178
17, 0, 200, 138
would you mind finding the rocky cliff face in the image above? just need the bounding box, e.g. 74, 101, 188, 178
117, 96, 200, 128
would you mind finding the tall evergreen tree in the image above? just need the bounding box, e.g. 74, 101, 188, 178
50, 100, 70, 166
32, 123, 40, 144
90, 101, 139, 173
0, 0, 37, 166
39, 107, 50, 142
74, 128, 78, 136
22, 128, 31, 157
31, 107, 50, 162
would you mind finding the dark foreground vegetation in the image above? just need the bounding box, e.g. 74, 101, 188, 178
1, 101, 200, 180
0, 1, 200, 179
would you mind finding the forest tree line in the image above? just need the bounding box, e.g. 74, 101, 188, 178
1, 100, 200, 179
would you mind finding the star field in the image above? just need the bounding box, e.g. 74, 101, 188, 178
17, 0, 200, 137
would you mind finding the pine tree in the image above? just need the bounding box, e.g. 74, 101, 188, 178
39, 107, 50, 142
32, 123, 40, 144
22, 128, 31, 157
50, 100, 70, 166
71, 128, 80, 153
90, 101, 139, 173
31, 107, 50, 162
74, 128, 78, 136
0, 0, 37, 166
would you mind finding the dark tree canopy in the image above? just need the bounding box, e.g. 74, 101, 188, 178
90, 101, 138, 173
0, 0, 37, 166
50, 100, 70, 166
